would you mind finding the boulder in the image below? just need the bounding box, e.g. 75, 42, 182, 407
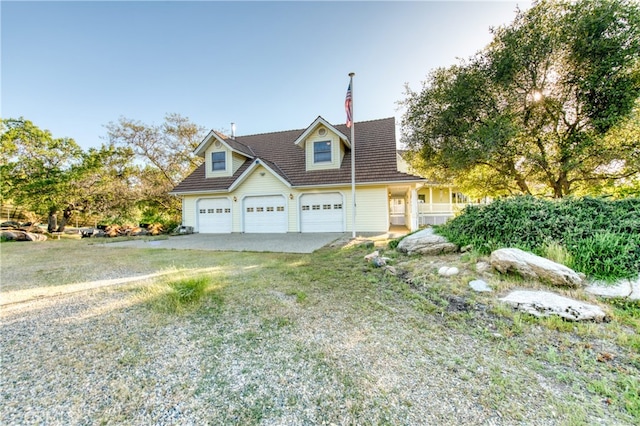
26, 232, 47, 241
585, 277, 640, 301
500, 290, 607, 322
396, 228, 457, 255
490, 248, 582, 287
438, 266, 459, 277
0, 230, 47, 241
1, 230, 18, 240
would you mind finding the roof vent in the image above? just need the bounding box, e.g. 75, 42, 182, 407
318, 128, 327, 136
231, 122, 236, 139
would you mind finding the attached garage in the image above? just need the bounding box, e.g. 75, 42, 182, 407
300, 193, 344, 232
197, 198, 232, 233
243, 195, 287, 233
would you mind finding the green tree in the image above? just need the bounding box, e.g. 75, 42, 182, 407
1, 118, 84, 231
401, 0, 640, 198
1, 118, 139, 230
104, 113, 205, 220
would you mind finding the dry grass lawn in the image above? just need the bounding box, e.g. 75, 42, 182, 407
1, 238, 638, 425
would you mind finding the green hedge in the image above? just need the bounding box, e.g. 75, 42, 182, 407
436, 196, 640, 281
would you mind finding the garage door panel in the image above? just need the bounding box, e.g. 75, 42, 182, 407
244, 195, 287, 233
300, 193, 343, 232
198, 198, 232, 233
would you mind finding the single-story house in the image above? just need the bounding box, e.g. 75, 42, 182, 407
171, 116, 466, 234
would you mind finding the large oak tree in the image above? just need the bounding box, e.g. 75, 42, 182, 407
1, 118, 135, 231
401, 0, 640, 198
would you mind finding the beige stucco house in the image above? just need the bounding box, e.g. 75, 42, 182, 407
171, 116, 464, 234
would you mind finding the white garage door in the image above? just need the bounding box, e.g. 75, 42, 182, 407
197, 198, 232, 233
300, 193, 344, 232
243, 195, 287, 233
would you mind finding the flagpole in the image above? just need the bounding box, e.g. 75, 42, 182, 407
348, 72, 356, 239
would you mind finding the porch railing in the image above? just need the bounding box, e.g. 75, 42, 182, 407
391, 202, 483, 227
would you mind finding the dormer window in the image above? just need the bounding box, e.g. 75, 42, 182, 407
212, 152, 226, 171
314, 141, 332, 163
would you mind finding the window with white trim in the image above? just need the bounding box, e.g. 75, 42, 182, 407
313, 141, 332, 163
211, 152, 226, 171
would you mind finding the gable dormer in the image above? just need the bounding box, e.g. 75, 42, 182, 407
194, 130, 254, 178
294, 116, 350, 172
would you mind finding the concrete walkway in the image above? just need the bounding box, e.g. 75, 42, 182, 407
104, 233, 347, 254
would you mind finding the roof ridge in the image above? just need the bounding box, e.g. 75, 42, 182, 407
232, 117, 394, 140
226, 137, 257, 157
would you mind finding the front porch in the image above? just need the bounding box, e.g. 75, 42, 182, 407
387, 184, 482, 230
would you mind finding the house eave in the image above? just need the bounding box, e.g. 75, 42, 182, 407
194, 130, 253, 159
169, 189, 229, 196
291, 178, 427, 189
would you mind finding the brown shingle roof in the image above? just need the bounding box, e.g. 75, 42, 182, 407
171, 117, 424, 194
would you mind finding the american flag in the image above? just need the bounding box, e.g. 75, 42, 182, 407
345, 82, 353, 128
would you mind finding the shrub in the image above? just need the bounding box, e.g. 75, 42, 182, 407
437, 196, 640, 281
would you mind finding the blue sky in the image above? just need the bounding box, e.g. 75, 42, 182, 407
2, 1, 531, 149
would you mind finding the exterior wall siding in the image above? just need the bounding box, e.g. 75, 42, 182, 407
182, 195, 198, 228
233, 165, 290, 232
350, 186, 389, 233
231, 152, 246, 174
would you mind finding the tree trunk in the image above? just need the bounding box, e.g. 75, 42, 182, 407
47, 207, 58, 233
56, 205, 73, 232
552, 171, 571, 198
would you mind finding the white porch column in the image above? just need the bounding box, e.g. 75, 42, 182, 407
410, 188, 419, 231
429, 187, 433, 212
449, 187, 453, 213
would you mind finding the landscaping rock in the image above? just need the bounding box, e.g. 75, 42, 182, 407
475, 261, 492, 274
585, 277, 640, 301
1, 230, 47, 242
396, 228, 457, 255
364, 250, 380, 261
438, 266, 459, 277
26, 232, 47, 241
364, 250, 389, 267
1, 230, 18, 240
469, 279, 492, 293
372, 257, 387, 267
490, 248, 582, 287
500, 290, 607, 322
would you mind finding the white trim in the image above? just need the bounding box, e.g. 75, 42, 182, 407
170, 179, 426, 196
291, 179, 426, 189
170, 189, 228, 196
293, 116, 350, 148
194, 130, 253, 159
